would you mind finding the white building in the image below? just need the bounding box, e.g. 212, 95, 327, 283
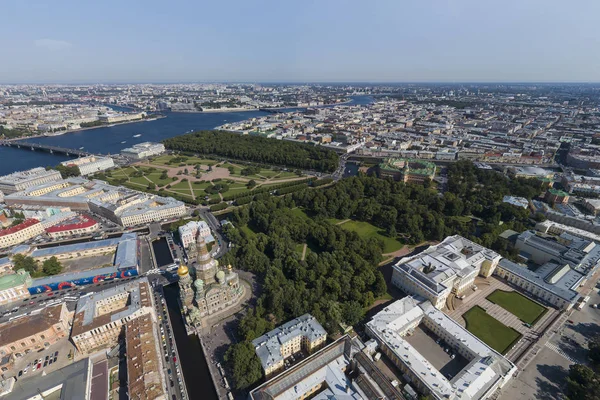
0, 167, 62, 194
121, 142, 165, 159
60, 156, 115, 176
392, 236, 501, 309
178, 220, 211, 248
366, 297, 516, 400
89, 194, 186, 227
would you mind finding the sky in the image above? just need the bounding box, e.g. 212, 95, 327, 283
1, 0, 599, 83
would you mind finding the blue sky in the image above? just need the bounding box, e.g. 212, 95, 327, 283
1, 0, 599, 83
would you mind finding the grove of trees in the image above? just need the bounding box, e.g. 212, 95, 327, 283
163, 131, 339, 172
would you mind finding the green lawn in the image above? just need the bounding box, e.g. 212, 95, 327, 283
463, 306, 522, 354
146, 172, 173, 187
290, 207, 310, 220
337, 220, 403, 253
486, 290, 547, 325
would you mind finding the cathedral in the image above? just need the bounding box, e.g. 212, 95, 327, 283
177, 233, 243, 328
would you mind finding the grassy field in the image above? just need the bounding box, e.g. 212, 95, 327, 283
463, 306, 522, 354
150, 154, 217, 167
337, 220, 403, 253
486, 290, 547, 325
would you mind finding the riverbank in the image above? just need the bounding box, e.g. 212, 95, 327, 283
4, 116, 166, 142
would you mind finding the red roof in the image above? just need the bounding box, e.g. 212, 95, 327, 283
46, 215, 98, 233
0, 219, 40, 237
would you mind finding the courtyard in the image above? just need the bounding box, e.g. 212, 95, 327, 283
486, 289, 547, 325
462, 306, 522, 354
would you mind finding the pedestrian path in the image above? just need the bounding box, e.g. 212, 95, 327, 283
545, 341, 577, 364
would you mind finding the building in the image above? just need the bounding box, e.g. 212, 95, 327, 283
125, 314, 167, 400
98, 112, 145, 124
508, 166, 554, 180
378, 158, 436, 183
392, 236, 501, 309
366, 297, 516, 400
583, 198, 600, 216
60, 156, 115, 176
515, 230, 600, 273
0, 219, 44, 249
45, 214, 100, 239
27, 266, 138, 295
70, 278, 154, 354
177, 235, 244, 328
121, 142, 165, 159
30, 232, 137, 264
0, 270, 31, 306
89, 194, 186, 227
494, 259, 579, 310
252, 314, 327, 377
561, 173, 600, 195
250, 335, 404, 400
178, 220, 211, 248
0, 257, 13, 276
545, 188, 570, 205
536, 219, 600, 243
0, 303, 72, 360
502, 195, 529, 209
0, 167, 62, 194
4, 178, 186, 227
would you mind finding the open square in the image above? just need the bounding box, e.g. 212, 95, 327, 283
486, 289, 547, 325
462, 306, 522, 354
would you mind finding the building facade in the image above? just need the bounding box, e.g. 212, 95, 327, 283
378, 158, 436, 183
0, 219, 44, 249
0, 270, 32, 306
121, 142, 165, 159
60, 156, 115, 176
178, 220, 211, 248
70, 279, 154, 354
252, 314, 327, 377
366, 297, 516, 400
0, 303, 71, 361
0, 168, 62, 194
45, 214, 100, 239
391, 236, 501, 309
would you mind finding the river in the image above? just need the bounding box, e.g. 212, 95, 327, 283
0, 96, 374, 175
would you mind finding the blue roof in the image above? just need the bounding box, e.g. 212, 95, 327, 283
114, 236, 138, 270
31, 266, 119, 287
0, 257, 11, 267
31, 237, 122, 259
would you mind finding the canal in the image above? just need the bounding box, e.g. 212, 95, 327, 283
163, 284, 218, 400
152, 237, 174, 267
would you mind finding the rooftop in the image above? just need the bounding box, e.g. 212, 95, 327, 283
0, 270, 31, 291
45, 214, 98, 233
379, 157, 436, 176
0, 219, 40, 237
252, 313, 327, 371
0, 304, 65, 347
71, 278, 152, 337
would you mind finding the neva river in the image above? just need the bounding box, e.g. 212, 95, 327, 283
0, 96, 373, 176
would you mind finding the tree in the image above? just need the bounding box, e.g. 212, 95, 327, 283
342, 301, 365, 326
224, 342, 263, 390
566, 364, 600, 400
247, 179, 257, 189
147, 183, 157, 190
42, 257, 63, 275
589, 335, 600, 367
53, 164, 80, 178
12, 254, 39, 274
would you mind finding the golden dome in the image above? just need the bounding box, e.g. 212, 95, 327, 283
227, 264, 233, 270
177, 264, 189, 276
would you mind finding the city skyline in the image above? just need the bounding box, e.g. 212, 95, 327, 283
1, 0, 600, 83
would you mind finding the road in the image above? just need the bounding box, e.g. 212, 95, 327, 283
151, 282, 188, 400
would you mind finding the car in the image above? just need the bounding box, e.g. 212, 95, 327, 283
37, 363, 42, 370
53, 357, 57, 362
170, 380, 174, 387
568, 319, 575, 323
48, 359, 53, 365
45, 355, 49, 361
173, 356, 177, 362
18, 371, 23, 377
43, 361, 48, 367
54, 351, 58, 357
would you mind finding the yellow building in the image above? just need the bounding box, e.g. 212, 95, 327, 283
252, 314, 327, 377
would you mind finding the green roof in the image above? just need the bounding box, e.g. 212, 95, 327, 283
379, 157, 436, 177
548, 188, 569, 197
0, 269, 31, 291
